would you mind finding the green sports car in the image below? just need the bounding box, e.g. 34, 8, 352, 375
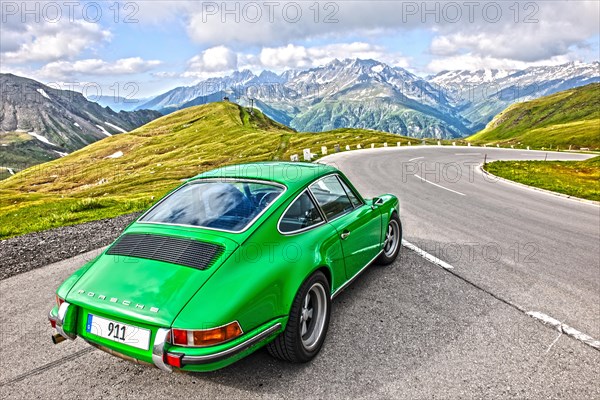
49, 162, 401, 372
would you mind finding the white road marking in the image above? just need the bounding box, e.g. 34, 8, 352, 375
408, 156, 424, 161
403, 240, 600, 352
414, 175, 466, 196
401, 240, 454, 270
527, 311, 600, 351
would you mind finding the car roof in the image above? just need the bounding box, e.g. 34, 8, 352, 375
190, 161, 338, 192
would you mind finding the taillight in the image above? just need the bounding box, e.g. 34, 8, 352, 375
171, 322, 243, 347
172, 329, 188, 345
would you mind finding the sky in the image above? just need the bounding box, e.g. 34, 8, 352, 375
1, 0, 599, 98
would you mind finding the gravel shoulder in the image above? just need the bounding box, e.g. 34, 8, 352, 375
0, 212, 140, 280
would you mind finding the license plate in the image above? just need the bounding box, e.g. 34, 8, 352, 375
86, 314, 151, 350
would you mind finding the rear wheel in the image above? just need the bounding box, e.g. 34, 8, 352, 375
267, 271, 331, 362
376, 213, 402, 265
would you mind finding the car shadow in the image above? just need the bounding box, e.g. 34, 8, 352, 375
181, 259, 393, 393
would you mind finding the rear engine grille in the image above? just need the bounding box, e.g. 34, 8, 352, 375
107, 234, 224, 270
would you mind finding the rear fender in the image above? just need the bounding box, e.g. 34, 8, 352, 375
372, 194, 400, 247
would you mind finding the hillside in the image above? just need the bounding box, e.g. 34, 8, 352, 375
0, 74, 162, 172
468, 83, 600, 150
485, 156, 600, 201
0, 101, 414, 239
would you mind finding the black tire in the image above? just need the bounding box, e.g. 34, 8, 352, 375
267, 271, 331, 363
376, 213, 402, 265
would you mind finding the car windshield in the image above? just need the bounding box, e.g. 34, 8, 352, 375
140, 180, 284, 232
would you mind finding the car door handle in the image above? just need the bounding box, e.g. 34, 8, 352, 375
340, 231, 350, 240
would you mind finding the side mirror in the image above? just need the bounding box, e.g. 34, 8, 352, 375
371, 197, 384, 209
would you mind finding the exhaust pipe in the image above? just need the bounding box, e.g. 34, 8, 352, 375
52, 333, 66, 344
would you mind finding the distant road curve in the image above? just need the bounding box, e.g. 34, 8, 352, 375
319, 146, 599, 339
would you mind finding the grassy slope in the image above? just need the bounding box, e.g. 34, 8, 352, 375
485, 156, 600, 201
0, 102, 412, 239
468, 83, 600, 150
0, 132, 60, 179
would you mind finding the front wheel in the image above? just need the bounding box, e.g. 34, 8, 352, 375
267, 271, 331, 363
376, 213, 402, 265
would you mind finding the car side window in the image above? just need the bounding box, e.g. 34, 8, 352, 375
279, 191, 324, 233
337, 177, 363, 208
309, 175, 354, 220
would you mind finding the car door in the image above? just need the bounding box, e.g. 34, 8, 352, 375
309, 175, 382, 279
277, 189, 347, 291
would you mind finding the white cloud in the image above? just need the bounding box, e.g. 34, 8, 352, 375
1, 20, 111, 64
426, 53, 576, 73
255, 42, 409, 70
427, 1, 599, 68
2, 0, 598, 83
258, 45, 312, 69
38, 58, 162, 79
179, 1, 599, 64
182, 46, 238, 78
177, 42, 409, 80
178, 1, 600, 74
184, 2, 415, 47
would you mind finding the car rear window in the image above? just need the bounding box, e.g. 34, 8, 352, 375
140, 180, 284, 232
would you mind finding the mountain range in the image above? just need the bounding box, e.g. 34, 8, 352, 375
0, 74, 161, 170
431, 61, 600, 129
136, 59, 600, 138
1, 59, 598, 172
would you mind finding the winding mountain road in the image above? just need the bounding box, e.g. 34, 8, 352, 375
1, 146, 598, 399
321, 146, 599, 339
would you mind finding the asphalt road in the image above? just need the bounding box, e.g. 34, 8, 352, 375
1, 146, 599, 399
321, 146, 599, 338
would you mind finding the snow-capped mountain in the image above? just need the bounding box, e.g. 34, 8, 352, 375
137, 70, 256, 111
140, 59, 468, 138
138, 59, 600, 138
0, 74, 161, 168
432, 61, 600, 129
258, 58, 467, 137
430, 69, 514, 87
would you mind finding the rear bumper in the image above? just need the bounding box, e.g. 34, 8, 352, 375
49, 302, 77, 341
167, 323, 282, 366
49, 303, 284, 372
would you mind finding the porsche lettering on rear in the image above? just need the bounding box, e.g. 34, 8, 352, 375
76, 290, 159, 313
